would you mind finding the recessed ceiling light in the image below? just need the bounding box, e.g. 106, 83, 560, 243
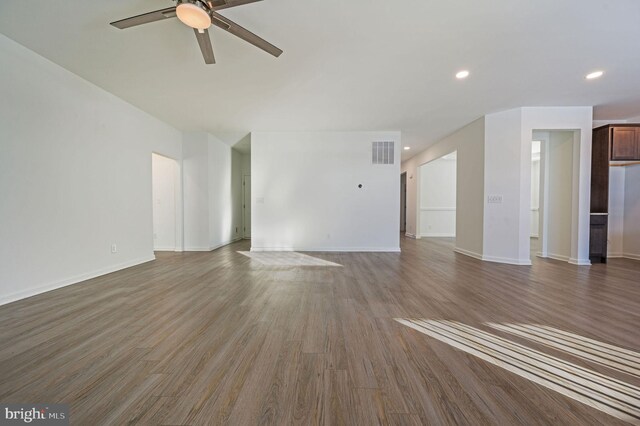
404, 147, 411, 150
586, 70, 604, 80
456, 70, 470, 79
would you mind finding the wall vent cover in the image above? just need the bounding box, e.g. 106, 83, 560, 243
372, 141, 395, 165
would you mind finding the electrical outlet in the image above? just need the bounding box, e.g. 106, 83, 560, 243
487, 195, 503, 204
111, 244, 117, 253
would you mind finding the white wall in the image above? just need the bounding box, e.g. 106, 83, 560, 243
402, 107, 591, 266
402, 118, 485, 258
608, 166, 625, 257
183, 133, 210, 250
419, 156, 457, 237
251, 131, 401, 251
241, 152, 251, 177
606, 164, 640, 260
231, 149, 244, 241
208, 136, 234, 248
483, 109, 526, 264
0, 34, 182, 305
152, 153, 179, 251
241, 152, 251, 238
182, 133, 243, 251
481, 107, 592, 265
521, 107, 593, 265
623, 165, 640, 259
545, 132, 575, 261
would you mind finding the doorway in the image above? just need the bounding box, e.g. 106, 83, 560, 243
531, 130, 577, 262
400, 172, 407, 233
243, 175, 251, 238
418, 151, 457, 238
151, 153, 179, 251
530, 140, 542, 257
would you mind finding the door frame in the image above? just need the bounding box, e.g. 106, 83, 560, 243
243, 174, 251, 239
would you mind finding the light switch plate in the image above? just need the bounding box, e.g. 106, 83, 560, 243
488, 195, 503, 204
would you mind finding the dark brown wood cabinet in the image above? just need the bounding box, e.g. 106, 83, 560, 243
589, 214, 608, 264
590, 126, 610, 213
611, 127, 639, 160
590, 124, 640, 263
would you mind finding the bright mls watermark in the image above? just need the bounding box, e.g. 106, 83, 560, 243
1, 404, 68, 425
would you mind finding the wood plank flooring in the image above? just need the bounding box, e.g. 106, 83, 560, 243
0, 237, 639, 425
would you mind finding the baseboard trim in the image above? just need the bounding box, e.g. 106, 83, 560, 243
482, 255, 532, 266
453, 247, 483, 261
568, 257, 592, 266
608, 252, 623, 258
420, 233, 456, 238
184, 237, 243, 252
0, 255, 156, 307
547, 253, 570, 262
209, 238, 243, 251
455, 248, 533, 266
250, 247, 401, 253
404, 233, 416, 239
622, 252, 640, 260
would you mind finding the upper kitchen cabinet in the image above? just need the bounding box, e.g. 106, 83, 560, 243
611, 126, 639, 160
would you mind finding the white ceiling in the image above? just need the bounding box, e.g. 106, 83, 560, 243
1, 0, 640, 160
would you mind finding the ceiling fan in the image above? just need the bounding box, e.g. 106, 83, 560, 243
110, 0, 282, 64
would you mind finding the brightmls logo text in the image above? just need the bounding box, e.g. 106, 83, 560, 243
1, 404, 68, 425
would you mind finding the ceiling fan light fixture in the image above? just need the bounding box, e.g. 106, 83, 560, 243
176, 1, 211, 30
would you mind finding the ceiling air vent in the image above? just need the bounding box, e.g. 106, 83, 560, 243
372, 141, 395, 165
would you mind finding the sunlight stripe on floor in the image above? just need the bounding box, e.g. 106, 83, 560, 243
395, 318, 640, 424
486, 323, 640, 378
237, 251, 342, 267
535, 324, 639, 363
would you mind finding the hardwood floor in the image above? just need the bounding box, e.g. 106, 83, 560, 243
0, 237, 639, 425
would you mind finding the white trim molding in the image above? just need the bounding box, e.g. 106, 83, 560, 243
153, 246, 178, 252
454, 247, 483, 261
184, 237, 244, 252
482, 255, 532, 266
547, 253, 571, 263
250, 247, 401, 253
0, 255, 156, 306
568, 258, 592, 266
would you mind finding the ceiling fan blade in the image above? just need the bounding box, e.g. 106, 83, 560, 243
210, 11, 282, 57
194, 29, 216, 64
210, 0, 264, 11
110, 7, 177, 29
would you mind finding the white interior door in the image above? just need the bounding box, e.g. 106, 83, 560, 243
152, 153, 177, 251
243, 175, 251, 238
